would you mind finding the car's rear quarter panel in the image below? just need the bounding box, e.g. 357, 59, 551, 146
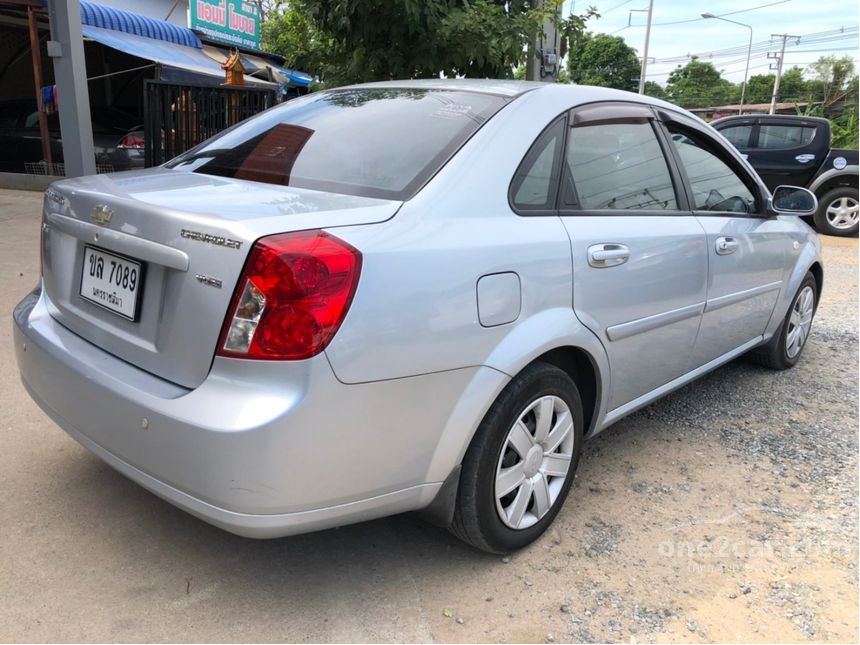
326, 87, 593, 384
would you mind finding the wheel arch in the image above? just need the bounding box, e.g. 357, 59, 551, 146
766, 248, 824, 341
809, 168, 859, 196
419, 341, 605, 528
531, 346, 601, 437
808, 260, 824, 309
424, 328, 608, 485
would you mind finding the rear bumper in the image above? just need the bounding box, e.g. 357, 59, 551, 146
13, 288, 503, 537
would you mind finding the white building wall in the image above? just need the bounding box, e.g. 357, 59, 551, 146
98, 0, 190, 29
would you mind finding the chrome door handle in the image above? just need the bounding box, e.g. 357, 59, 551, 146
588, 243, 630, 268
715, 236, 739, 255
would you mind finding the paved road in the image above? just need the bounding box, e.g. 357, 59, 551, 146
1, 188, 856, 643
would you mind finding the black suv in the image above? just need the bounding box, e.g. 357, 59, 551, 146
712, 114, 858, 236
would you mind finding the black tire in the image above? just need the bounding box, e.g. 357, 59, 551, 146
813, 186, 859, 237
450, 362, 584, 553
749, 272, 817, 370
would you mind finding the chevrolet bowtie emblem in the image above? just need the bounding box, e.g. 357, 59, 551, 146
91, 204, 113, 226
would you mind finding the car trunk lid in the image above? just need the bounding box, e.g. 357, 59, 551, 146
41, 168, 400, 389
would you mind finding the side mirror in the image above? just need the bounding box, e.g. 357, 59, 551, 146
769, 185, 818, 216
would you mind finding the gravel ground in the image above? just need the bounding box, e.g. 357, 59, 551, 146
0, 188, 856, 643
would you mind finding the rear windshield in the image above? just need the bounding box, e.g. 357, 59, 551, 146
166, 88, 508, 200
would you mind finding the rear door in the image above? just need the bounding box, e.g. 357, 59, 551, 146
745, 118, 826, 191
555, 102, 708, 412
661, 112, 788, 365
714, 118, 755, 157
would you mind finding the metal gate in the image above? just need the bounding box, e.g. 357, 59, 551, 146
143, 80, 277, 167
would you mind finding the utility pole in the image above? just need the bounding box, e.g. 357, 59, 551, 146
526, 0, 562, 82
768, 33, 800, 114
27, 5, 52, 168
46, 0, 95, 177
638, 0, 654, 94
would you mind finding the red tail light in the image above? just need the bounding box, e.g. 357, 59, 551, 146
217, 230, 362, 360
118, 133, 144, 149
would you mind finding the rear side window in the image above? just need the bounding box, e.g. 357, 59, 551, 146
669, 126, 757, 213
757, 124, 815, 149
720, 125, 753, 148
166, 88, 508, 200
566, 121, 677, 210
510, 117, 565, 212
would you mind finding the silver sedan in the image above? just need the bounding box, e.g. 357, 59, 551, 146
13, 79, 822, 553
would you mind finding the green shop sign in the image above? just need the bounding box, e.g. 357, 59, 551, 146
190, 0, 260, 51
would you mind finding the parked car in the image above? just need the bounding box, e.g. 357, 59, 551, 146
0, 100, 145, 174
14, 81, 823, 553
711, 114, 858, 236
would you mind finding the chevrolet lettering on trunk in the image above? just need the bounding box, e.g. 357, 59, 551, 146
180, 229, 243, 249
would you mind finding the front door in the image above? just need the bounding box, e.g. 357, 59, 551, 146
663, 116, 788, 365
557, 103, 709, 411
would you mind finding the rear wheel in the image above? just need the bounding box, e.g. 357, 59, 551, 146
450, 362, 583, 553
813, 186, 859, 237
750, 272, 817, 370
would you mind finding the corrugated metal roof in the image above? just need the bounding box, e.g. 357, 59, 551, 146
78, 0, 202, 48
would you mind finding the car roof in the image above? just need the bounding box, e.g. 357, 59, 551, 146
333, 79, 688, 112
712, 114, 830, 127
337, 78, 549, 97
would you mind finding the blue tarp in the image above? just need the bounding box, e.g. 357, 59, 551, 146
79, 0, 202, 48
273, 67, 313, 87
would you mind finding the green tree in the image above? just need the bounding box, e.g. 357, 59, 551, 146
261, 3, 329, 75
743, 73, 776, 104
779, 67, 808, 102
643, 80, 668, 100
665, 58, 737, 109
567, 32, 639, 91
807, 55, 856, 103
265, 0, 597, 86
742, 67, 807, 105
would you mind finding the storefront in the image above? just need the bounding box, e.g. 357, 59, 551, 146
0, 0, 311, 177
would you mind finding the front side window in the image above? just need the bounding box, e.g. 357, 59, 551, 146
566, 121, 677, 210
166, 88, 508, 200
720, 125, 753, 148
757, 124, 816, 149
669, 126, 757, 213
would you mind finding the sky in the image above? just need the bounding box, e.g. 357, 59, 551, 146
562, 0, 860, 89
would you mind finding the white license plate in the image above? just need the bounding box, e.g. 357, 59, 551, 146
79, 246, 144, 321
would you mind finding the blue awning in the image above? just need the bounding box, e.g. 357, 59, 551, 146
82, 25, 276, 88
79, 0, 202, 48
270, 66, 313, 87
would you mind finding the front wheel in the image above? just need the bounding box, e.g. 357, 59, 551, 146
813, 186, 859, 237
449, 362, 584, 553
750, 272, 817, 370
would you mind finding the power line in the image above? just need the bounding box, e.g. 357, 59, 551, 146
669, 45, 859, 70
621, 0, 793, 30
651, 0, 793, 27
645, 59, 838, 79
653, 27, 857, 62
599, 0, 633, 16
651, 26, 857, 63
